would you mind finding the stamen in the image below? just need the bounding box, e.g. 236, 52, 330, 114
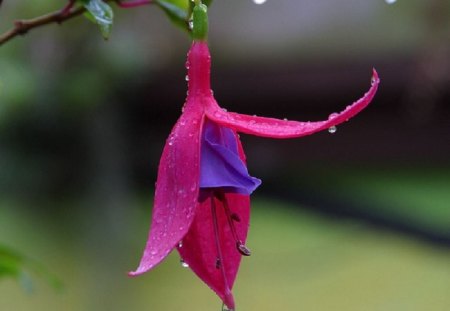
215, 191, 251, 257
211, 194, 231, 290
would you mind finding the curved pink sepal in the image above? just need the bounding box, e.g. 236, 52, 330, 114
129, 102, 204, 276
206, 69, 379, 138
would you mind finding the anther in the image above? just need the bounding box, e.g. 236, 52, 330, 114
231, 213, 241, 222
236, 241, 251, 256
215, 257, 221, 269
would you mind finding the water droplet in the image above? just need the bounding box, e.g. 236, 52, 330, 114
283, 118, 288, 121
385, 0, 396, 4
253, 0, 266, 4
210, 90, 214, 96
222, 108, 227, 112
185, 61, 190, 69
328, 126, 337, 134
222, 303, 234, 311
185, 75, 189, 81
328, 113, 339, 119
180, 259, 189, 268
236, 241, 251, 256
371, 75, 378, 85
178, 240, 183, 248
188, 20, 194, 30
168, 141, 174, 146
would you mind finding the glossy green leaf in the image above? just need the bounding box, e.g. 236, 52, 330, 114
155, 0, 189, 31
83, 0, 114, 39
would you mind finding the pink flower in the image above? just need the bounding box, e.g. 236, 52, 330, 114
129, 41, 379, 310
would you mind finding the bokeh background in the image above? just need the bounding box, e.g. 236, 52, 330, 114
1, 0, 449, 310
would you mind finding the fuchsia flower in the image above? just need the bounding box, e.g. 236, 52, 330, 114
130, 4, 379, 310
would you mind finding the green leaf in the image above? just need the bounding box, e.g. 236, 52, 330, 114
83, 0, 114, 39
0, 245, 63, 292
155, 0, 189, 31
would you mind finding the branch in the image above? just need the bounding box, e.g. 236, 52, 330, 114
0, 0, 152, 47
0, 7, 85, 47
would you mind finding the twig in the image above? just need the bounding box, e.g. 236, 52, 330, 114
0, 7, 85, 47
0, 0, 152, 47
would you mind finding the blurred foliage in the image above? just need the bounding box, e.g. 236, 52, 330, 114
0, 245, 62, 292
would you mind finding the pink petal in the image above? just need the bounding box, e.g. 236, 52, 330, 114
205, 69, 379, 138
178, 192, 250, 310
129, 102, 205, 276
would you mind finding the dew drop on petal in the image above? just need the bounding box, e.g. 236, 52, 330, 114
185, 75, 189, 81
180, 258, 189, 268
328, 112, 339, 119
188, 20, 194, 30
328, 126, 337, 134
253, 0, 267, 4
190, 183, 197, 192
222, 303, 235, 311
178, 240, 183, 248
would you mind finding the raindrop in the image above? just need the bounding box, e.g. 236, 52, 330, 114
222, 303, 234, 311
180, 259, 189, 268
328, 126, 337, 134
185, 75, 189, 81
190, 183, 197, 192
178, 240, 183, 248
253, 0, 266, 4
385, 0, 396, 4
328, 113, 339, 119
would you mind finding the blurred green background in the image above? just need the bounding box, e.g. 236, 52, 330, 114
0, 0, 449, 310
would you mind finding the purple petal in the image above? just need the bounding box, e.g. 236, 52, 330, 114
199, 120, 261, 195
